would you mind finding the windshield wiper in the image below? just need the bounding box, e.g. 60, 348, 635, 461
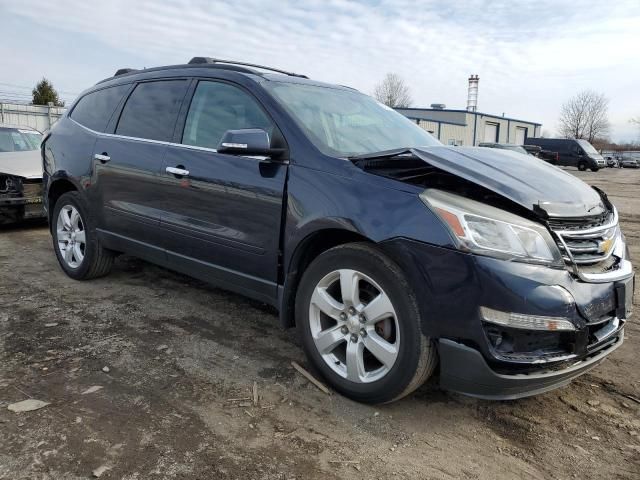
347, 148, 415, 161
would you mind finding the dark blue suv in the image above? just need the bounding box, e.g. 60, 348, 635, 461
42, 58, 634, 403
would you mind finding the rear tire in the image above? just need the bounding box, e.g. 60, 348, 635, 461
578, 161, 587, 171
295, 243, 437, 404
52, 191, 114, 280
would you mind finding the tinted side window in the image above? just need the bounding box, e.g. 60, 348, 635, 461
182, 81, 274, 149
116, 80, 188, 142
70, 84, 130, 132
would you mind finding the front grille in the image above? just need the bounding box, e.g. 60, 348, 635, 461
547, 211, 610, 231
549, 210, 618, 266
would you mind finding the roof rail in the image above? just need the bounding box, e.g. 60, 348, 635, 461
114, 68, 138, 76
188, 57, 308, 78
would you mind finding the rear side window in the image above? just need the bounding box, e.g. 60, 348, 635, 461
182, 81, 274, 149
116, 80, 188, 142
70, 84, 130, 132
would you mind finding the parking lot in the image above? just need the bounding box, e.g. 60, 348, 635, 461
0, 167, 638, 480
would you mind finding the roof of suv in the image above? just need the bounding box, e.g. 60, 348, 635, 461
96, 57, 308, 85
92, 57, 357, 96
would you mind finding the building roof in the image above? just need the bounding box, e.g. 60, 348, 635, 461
396, 107, 542, 126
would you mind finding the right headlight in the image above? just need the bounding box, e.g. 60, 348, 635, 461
420, 189, 564, 267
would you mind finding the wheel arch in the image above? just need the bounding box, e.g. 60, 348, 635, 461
47, 178, 79, 224
278, 227, 372, 328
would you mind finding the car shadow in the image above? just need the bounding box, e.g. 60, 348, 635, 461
0, 218, 48, 232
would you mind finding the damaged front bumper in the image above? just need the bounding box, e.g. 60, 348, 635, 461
438, 334, 623, 400
0, 176, 46, 224
380, 238, 634, 400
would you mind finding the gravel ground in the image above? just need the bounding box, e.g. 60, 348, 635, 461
0, 167, 639, 479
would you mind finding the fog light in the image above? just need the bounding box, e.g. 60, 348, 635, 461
480, 307, 576, 331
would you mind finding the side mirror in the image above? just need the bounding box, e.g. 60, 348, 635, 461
217, 128, 285, 158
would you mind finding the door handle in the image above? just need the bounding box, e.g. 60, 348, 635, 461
166, 166, 190, 176
94, 153, 110, 163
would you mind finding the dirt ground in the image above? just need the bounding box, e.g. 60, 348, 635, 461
1, 167, 639, 480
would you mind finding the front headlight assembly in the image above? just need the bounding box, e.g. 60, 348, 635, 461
420, 189, 564, 267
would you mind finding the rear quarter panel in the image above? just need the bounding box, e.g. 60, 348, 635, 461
43, 117, 96, 212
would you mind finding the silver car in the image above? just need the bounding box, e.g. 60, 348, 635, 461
620, 158, 639, 168
0, 124, 46, 224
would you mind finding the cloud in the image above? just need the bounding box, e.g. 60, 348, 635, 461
2, 0, 639, 140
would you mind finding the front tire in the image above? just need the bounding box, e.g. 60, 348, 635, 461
52, 191, 114, 280
295, 243, 437, 404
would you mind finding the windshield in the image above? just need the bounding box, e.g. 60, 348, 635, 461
577, 140, 601, 157
264, 82, 440, 157
0, 128, 43, 152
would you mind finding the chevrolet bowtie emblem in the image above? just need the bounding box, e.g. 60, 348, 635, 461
598, 237, 614, 254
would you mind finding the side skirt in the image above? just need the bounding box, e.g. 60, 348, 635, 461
97, 229, 279, 308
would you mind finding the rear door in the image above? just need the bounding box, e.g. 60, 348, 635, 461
93, 79, 190, 259
160, 79, 288, 303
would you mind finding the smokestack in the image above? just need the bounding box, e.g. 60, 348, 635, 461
467, 74, 479, 112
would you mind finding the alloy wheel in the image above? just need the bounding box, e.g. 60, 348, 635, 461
308, 269, 400, 383
56, 205, 86, 268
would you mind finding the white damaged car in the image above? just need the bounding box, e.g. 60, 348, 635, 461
0, 124, 46, 224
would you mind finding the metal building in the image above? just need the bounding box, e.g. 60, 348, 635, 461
396, 74, 541, 146
396, 107, 542, 146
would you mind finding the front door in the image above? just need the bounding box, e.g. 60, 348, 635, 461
160, 80, 288, 303
561, 143, 584, 167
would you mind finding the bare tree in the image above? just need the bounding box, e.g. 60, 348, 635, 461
373, 73, 412, 108
558, 90, 609, 143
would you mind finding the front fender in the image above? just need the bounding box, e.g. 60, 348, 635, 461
278, 164, 455, 328
283, 164, 454, 266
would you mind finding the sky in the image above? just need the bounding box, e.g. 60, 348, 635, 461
1, 0, 639, 142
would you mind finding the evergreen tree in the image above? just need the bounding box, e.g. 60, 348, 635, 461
32, 78, 65, 106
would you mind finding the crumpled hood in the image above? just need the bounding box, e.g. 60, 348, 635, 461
413, 146, 606, 218
0, 150, 43, 179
